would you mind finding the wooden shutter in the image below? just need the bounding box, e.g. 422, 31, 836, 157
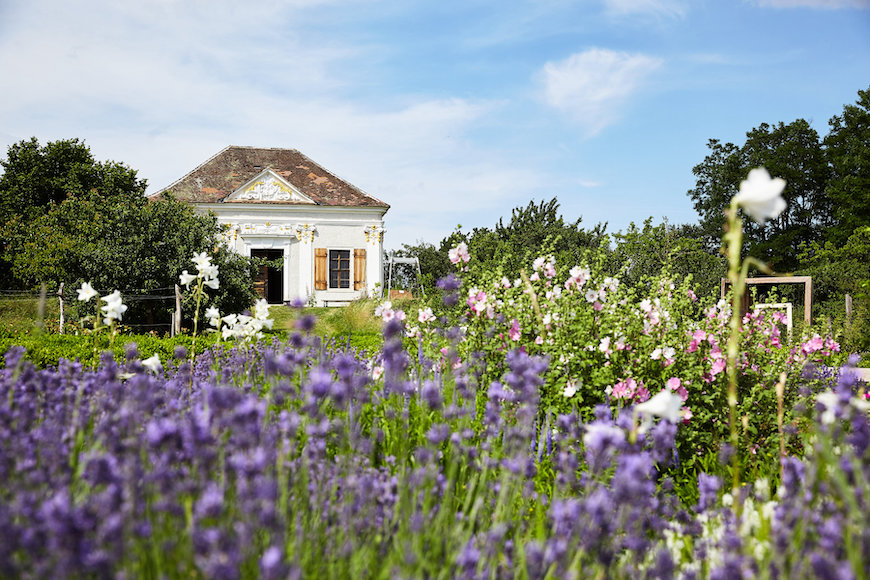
314, 248, 327, 291
353, 248, 366, 290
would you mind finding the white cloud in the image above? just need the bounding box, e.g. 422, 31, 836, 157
0, 0, 550, 248
754, 0, 870, 8
603, 0, 688, 18
540, 49, 663, 135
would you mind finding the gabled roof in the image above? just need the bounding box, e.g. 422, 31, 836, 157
152, 146, 389, 209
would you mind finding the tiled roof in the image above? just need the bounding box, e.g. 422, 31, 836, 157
152, 146, 389, 209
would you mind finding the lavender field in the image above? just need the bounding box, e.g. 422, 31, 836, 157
2, 172, 869, 579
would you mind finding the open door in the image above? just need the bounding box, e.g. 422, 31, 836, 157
250, 249, 284, 304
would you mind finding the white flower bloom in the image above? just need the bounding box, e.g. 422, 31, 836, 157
77, 282, 99, 302
418, 307, 436, 324
253, 298, 269, 317
203, 278, 219, 290
192, 252, 212, 270
142, 354, 162, 374
815, 391, 840, 425
733, 168, 787, 224
585, 289, 598, 303
635, 389, 683, 423
205, 306, 221, 328
179, 270, 197, 287
850, 396, 870, 413
100, 290, 127, 324
563, 379, 578, 398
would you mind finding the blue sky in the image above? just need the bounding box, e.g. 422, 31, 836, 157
1, 0, 868, 250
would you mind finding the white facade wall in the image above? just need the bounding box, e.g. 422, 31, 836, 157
197, 203, 386, 306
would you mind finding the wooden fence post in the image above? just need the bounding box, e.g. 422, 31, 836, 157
846, 294, 853, 323
57, 282, 65, 334
174, 284, 182, 336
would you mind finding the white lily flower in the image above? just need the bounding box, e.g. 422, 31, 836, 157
142, 354, 163, 374
733, 168, 787, 224
205, 306, 221, 328
192, 251, 211, 270
253, 299, 270, 320
100, 290, 127, 324
77, 282, 99, 302
179, 270, 197, 287
203, 277, 219, 290
635, 389, 683, 423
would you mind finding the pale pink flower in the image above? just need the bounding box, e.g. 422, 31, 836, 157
448, 242, 470, 265
508, 319, 521, 341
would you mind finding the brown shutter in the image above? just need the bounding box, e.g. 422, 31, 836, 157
353, 248, 366, 290
314, 248, 327, 290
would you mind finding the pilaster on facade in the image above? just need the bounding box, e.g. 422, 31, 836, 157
364, 225, 385, 298
295, 223, 317, 300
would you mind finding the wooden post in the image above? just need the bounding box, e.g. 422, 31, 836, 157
174, 284, 183, 336
803, 277, 812, 326
846, 294, 853, 323
57, 282, 65, 334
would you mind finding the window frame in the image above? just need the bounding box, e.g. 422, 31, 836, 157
328, 248, 351, 289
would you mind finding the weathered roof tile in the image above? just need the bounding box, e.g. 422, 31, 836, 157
151, 146, 389, 209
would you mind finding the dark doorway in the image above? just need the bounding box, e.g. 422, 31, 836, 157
251, 249, 284, 304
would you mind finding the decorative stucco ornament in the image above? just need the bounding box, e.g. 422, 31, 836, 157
238, 177, 294, 201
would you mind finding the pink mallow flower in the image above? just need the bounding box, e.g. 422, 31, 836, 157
611, 378, 636, 400
448, 242, 470, 265
666, 377, 689, 401
681, 407, 693, 423
508, 319, 521, 341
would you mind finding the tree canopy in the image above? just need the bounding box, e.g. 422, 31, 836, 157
0, 138, 258, 324
687, 85, 870, 272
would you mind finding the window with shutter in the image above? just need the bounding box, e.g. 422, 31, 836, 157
329, 250, 350, 289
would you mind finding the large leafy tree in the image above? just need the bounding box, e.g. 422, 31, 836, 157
688, 120, 832, 272
0, 138, 258, 323
824, 86, 870, 246
0, 137, 145, 226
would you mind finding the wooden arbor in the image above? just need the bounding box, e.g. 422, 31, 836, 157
720, 276, 813, 325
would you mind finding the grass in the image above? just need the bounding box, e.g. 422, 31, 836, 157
269, 297, 422, 353
0, 295, 61, 334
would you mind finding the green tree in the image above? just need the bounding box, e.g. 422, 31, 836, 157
824, 86, 870, 246
688, 120, 832, 272
0, 138, 258, 325
0, 137, 145, 226
798, 226, 870, 352
610, 218, 726, 297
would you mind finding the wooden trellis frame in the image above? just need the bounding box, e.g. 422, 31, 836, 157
720, 276, 812, 325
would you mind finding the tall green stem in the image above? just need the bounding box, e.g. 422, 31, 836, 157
724, 200, 744, 501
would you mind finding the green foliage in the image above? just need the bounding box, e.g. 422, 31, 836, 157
688, 120, 831, 271
798, 225, 870, 353
688, 84, 870, 275
824, 86, 870, 246
0, 138, 259, 323
609, 217, 726, 297
0, 330, 218, 369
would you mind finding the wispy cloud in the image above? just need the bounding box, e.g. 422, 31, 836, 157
539, 49, 663, 136
602, 0, 688, 18
754, 0, 870, 8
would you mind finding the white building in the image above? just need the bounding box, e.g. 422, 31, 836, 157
153, 146, 389, 306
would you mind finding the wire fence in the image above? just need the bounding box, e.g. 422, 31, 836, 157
1, 285, 183, 335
